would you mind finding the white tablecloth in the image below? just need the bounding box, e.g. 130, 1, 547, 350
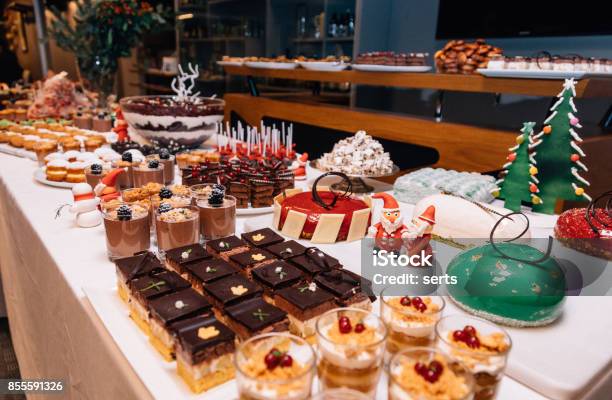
0, 153, 555, 399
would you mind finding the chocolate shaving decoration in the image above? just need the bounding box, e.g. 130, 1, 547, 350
305, 247, 332, 271
311, 172, 352, 210
585, 190, 612, 235
489, 211, 552, 265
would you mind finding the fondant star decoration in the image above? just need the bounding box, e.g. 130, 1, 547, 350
198, 326, 220, 340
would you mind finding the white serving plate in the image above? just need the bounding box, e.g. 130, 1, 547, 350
33, 167, 75, 189
351, 64, 431, 72
298, 61, 349, 71
477, 68, 612, 79
217, 60, 243, 67
244, 61, 298, 70
0, 143, 37, 160
84, 285, 542, 400
235, 205, 273, 216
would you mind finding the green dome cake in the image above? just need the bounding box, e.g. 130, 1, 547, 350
446, 242, 566, 327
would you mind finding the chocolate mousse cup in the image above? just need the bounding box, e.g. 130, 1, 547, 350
196, 195, 236, 241
103, 204, 151, 260
156, 206, 200, 252
146, 154, 175, 185
85, 165, 107, 188
133, 163, 165, 188
112, 160, 134, 190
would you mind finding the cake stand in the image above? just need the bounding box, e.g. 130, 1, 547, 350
310, 160, 399, 193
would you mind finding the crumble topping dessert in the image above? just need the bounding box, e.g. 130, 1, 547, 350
158, 207, 196, 222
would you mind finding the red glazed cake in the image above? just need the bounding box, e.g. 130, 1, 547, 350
273, 173, 372, 244
554, 207, 612, 260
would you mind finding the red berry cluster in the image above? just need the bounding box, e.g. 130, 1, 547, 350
264, 348, 293, 370
338, 316, 365, 334
399, 296, 427, 313
414, 360, 444, 383
452, 325, 480, 349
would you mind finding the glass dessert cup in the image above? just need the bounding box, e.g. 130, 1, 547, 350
435, 315, 512, 400
387, 347, 475, 400
310, 388, 370, 400
111, 160, 134, 190
380, 288, 445, 357
85, 165, 107, 188
155, 206, 200, 252
189, 184, 213, 205
102, 203, 151, 260
315, 308, 387, 398
235, 332, 316, 400
132, 163, 165, 188
146, 154, 176, 185
196, 194, 236, 241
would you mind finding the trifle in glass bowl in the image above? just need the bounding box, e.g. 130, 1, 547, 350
119, 95, 224, 148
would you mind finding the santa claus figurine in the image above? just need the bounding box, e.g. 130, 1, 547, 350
404, 205, 436, 239
94, 168, 123, 202
290, 152, 309, 180
70, 183, 102, 227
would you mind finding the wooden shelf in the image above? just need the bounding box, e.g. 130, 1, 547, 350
221, 66, 612, 98
182, 36, 261, 43
129, 82, 174, 93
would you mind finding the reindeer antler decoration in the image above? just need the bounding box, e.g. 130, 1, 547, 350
171, 63, 201, 102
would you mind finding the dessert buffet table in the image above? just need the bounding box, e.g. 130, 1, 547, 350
0, 152, 609, 399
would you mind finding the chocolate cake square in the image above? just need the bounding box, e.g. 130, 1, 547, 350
184, 259, 239, 293
314, 270, 375, 309
287, 248, 341, 277
203, 274, 262, 309
229, 248, 276, 276
147, 288, 213, 361
223, 297, 289, 340
241, 228, 285, 248
115, 252, 165, 302
251, 261, 304, 295
266, 240, 307, 260
165, 244, 211, 275
205, 235, 249, 260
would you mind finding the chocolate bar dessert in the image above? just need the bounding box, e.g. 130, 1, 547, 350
115, 252, 165, 302
251, 261, 304, 297
288, 247, 342, 277
314, 269, 375, 310
203, 274, 262, 309
148, 288, 212, 361
205, 235, 249, 261
266, 240, 308, 260
229, 248, 276, 277
223, 297, 289, 340
241, 228, 285, 248
165, 244, 212, 276
274, 282, 336, 341
184, 259, 239, 293
173, 315, 237, 393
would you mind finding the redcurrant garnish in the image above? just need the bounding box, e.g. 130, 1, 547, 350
354, 323, 365, 333
264, 348, 280, 370
338, 316, 352, 334
452, 330, 465, 342
412, 296, 422, 305
400, 296, 411, 306
466, 335, 480, 349
463, 325, 476, 336
429, 360, 443, 375
280, 354, 293, 367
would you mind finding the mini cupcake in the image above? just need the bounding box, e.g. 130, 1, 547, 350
46, 159, 69, 182
66, 161, 87, 183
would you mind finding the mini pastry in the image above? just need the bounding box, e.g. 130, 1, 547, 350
9, 134, 24, 148
241, 228, 285, 248
203, 274, 262, 309
114, 252, 165, 302
165, 244, 212, 275
223, 297, 289, 340
274, 282, 336, 340
314, 270, 374, 309
64, 150, 82, 162
228, 248, 276, 277
554, 206, 612, 260
62, 140, 81, 152
288, 247, 341, 277
148, 288, 212, 361
66, 161, 86, 183
205, 235, 250, 261
251, 261, 304, 297
184, 259, 239, 294
128, 270, 191, 335
266, 240, 308, 260
46, 159, 69, 182
174, 315, 236, 393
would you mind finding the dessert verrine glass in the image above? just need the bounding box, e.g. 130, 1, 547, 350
388, 347, 474, 400
435, 315, 511, 400
103, 203, 151, 260
310, 388, 370, 400
235, 332, 316, 400
380, 288, 445, 356
156, 206, 200, 252
315, 307, 387, 398
85, 163, 108, 188
132, 160, 165, 188
146, 153, 175, 185
195, 187, 236, 240
189, 184, 212, 205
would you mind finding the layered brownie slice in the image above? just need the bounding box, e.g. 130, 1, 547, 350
229, 248, 276, 277
205, 235, 249, 261
251, 260, 304, 298
115, 252, 165, 302
203, 274, 262, 310
165, 244, 212, 276
128, 270, 191, 336
241, 227, 285, 248
148, 288, 212, 361
288, 248, 342, 278
274, 282, 337, 342
266, 240, 307, 260
183, 258, 239, 294
228, 182, 249, 209
173, 315, 237, 393
314, 270, 375, 310
250, 180, 274, 207
223, 297, 289, 340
